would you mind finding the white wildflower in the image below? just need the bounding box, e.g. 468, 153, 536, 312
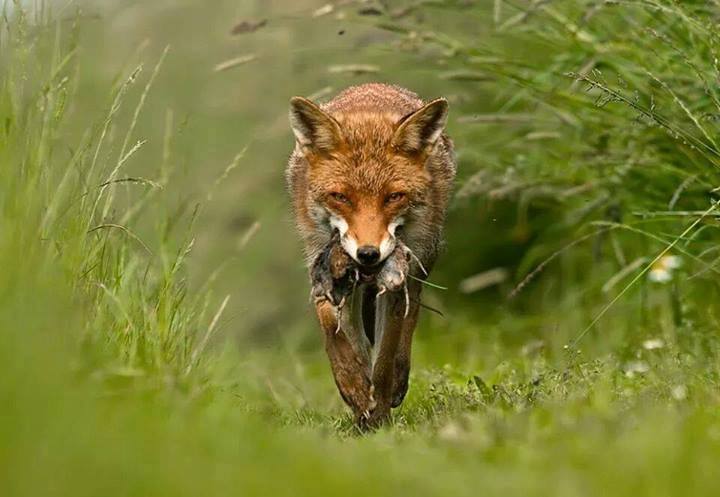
642, 338, 665, 350
624, 360, 649, 378
671, 385, 687, 401
648, 255, 682, 283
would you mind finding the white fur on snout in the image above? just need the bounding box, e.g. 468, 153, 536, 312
329, 215, 348, 236
341, 236, 359, 263
379, 235, 396, 262
379, 217, 404, 262
330, 215, 361, 263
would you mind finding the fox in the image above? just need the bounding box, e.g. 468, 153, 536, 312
286, 83, 456, 428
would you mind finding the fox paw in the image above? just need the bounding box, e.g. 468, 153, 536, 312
357, 403, 391, 431
391, 360, 410, 408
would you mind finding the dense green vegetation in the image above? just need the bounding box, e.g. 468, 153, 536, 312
2, 1, 720, 495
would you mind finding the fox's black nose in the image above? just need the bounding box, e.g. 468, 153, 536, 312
357, 245, 380, 266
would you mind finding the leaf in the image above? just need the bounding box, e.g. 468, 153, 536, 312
213, 54, 257, 72
230, 19, 267, 35
327, 64, 380, 75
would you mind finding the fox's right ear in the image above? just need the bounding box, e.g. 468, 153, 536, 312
289, 97, 343, 155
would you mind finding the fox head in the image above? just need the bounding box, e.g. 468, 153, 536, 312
289, 95, 448, 267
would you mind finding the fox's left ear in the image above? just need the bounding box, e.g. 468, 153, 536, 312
392, 98, 448, 155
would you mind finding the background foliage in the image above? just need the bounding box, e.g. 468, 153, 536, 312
2, 1, 720, 495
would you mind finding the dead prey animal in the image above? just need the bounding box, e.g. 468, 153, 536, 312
310, 233, 413, 321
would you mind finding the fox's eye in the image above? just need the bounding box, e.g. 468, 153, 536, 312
386, 192, 406, 203
329, 192, 349, 204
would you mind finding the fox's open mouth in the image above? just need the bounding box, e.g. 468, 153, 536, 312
358, 270, 377, 283
358, 264, 381, 281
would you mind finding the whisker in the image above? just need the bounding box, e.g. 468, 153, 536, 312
403, 281, 410, 318
411, 297, 445, 318
404, 244, 429, 276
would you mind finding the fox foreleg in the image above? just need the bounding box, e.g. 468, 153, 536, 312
311, 235, 422, 428
314, 299, 375, 423
311, 237, 375, 423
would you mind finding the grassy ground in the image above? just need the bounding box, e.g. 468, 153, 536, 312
2, 1, 720, 496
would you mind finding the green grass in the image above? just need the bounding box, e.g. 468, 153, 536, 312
2, 1, 720, 496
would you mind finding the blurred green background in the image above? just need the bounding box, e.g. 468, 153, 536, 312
66, 0, 550, 363
2, 1, 720, 496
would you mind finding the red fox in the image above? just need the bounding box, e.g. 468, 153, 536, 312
286, 83, 456, 428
